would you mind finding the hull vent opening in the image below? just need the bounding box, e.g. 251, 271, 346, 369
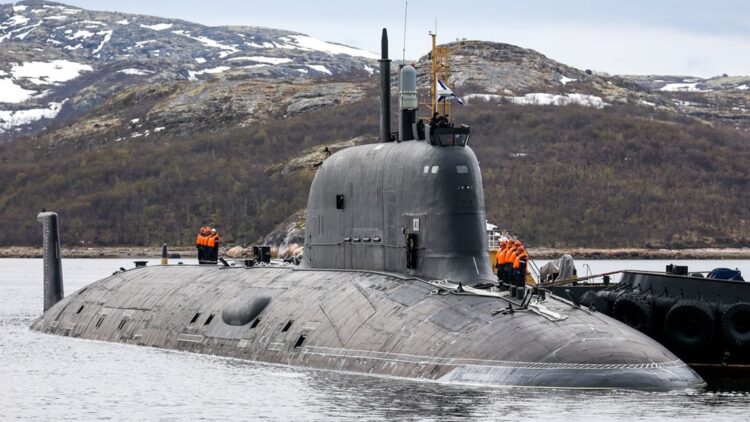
282, 320, 293, 332
294, 335, 306, 348
204, 314, 215, 325
189, 312, 201, 324
76, 305, 84, 314
95, 316, 105, 328
250, 318, 261, 328
117, 319, 127, 330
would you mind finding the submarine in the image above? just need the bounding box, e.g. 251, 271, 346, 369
30, 29, 704, 391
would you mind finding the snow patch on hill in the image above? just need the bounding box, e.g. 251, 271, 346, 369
465, 93, 608, 109
286, 35, 378, 59
11, 60, 93, 85
660, 82, 704, 92
172, 30, 239, 57
188, 66, 231, 81
118, 68, 153, 76
560, 75, 577, 86
140, 23, 173, 31
0, 99, 68, 133
92, 29, 113, 55
227, 56, 293, 65
67, 29, 95, 39
0, 78, 37, 103
306, 65, 332, 75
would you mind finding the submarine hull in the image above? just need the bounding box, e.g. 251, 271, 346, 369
31, 265, 703, 390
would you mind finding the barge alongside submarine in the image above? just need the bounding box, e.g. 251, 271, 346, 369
30, 30, 704, 391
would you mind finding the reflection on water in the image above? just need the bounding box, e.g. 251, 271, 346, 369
2, 258, 749, 421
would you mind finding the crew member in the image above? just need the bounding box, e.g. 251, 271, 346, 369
196, 226, 207, 264
513, 246, 529, 289
504, 240, 521, 280
495, 238, 509, 282
205, 228, 215, 264
503, 240, 523, 290
209, 228, 220, 263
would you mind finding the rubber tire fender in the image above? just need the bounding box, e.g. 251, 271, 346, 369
653, 296, 677, 312
720, 302, 750, 348
593, 290, 619, 315
613, 294, 653, 332
579, 291, 597, 308
664, 299, 716, 352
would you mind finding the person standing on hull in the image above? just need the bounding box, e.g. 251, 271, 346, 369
196, 226, 207, 264
209, 228, 220, 264
504, 240, 519, 284
513, 245, 529, 292
495, 238, 509, 283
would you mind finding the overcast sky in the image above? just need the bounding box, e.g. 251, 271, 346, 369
5, 0, 750, 77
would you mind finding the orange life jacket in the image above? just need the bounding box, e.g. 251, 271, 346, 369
206, 235, 216, 248
506, 247, 519, 265
513, 251, 528, 270
496, 244, 507, 264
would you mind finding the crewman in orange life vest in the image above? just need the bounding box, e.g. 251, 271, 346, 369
207, 228, 220, 263
495, 238, 509, 282
196, 226, 208, 264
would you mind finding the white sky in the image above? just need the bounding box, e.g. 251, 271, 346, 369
4, 0, 749, 77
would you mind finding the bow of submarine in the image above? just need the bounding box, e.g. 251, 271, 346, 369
430, 293, 705, 390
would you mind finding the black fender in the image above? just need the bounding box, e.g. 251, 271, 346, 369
720, 302, 750, 348
664, 300, 716, 352
613, 294, 653, 332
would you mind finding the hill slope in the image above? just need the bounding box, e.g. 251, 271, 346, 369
0, 0, 377, 139
2, 1, 750, 249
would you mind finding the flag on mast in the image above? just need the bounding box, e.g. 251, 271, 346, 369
436, 79, 464, 105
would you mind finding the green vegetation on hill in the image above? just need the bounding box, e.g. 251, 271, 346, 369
2, 96, 750, 248
460, 103, 750, 247
0, 99, 378, 247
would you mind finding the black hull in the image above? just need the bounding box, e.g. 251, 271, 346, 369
31, 265, 703, 391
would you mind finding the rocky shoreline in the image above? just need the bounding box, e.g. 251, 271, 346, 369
0, 246, 198, 259
2, 246, 750, 260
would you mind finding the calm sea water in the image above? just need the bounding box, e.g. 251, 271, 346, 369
2, 258, 749, 421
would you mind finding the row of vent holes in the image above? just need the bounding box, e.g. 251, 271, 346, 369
283, 320, 306, 348
93, 315, 126, 330
183, 314, 302, 347
189, 312, 215, 326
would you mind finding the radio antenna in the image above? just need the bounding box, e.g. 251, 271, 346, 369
402, 0, 408, 63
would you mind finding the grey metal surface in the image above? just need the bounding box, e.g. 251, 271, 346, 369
30, 264, 703, 390
304, 141, 495, 285
37, 212, 63, 312
398, 65, 417, 141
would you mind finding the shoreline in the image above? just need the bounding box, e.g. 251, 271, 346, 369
2, 246, 750, 260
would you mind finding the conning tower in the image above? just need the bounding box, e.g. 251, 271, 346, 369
304, 29, 492, 284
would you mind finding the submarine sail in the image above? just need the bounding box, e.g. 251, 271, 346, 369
30, 29, 704, 391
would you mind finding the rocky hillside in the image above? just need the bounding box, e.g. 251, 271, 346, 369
2, 1, 750, 249
426, 41, 750, 131
0, 0, 377, 139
